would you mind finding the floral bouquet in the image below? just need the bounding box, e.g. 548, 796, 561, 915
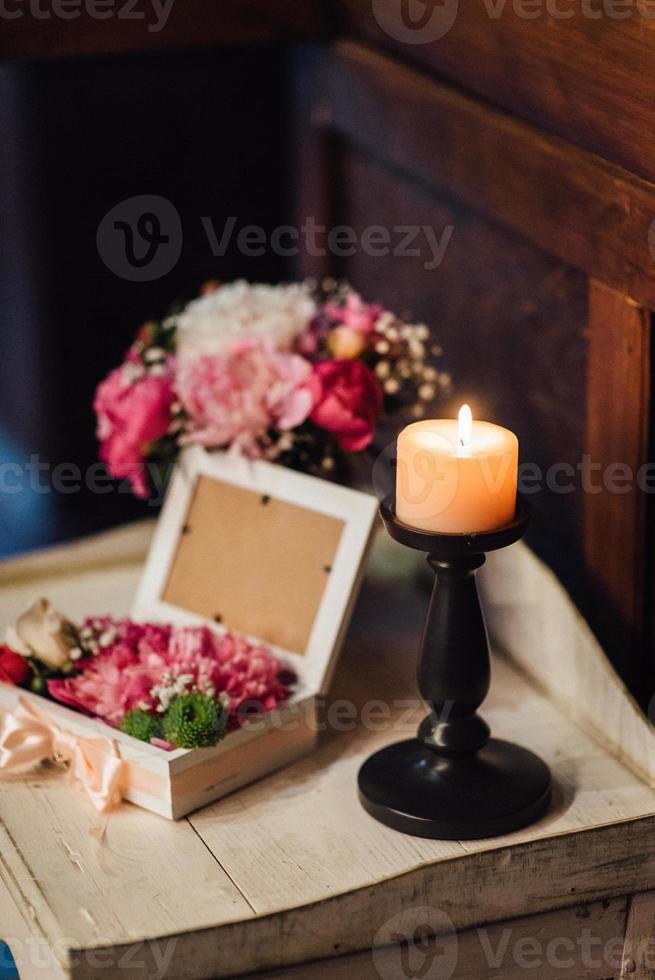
1, 599, 294, 751
95, 279, 449, 499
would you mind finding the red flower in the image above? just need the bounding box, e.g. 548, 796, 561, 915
0, 646, 31, 686
310, 359, 383, 452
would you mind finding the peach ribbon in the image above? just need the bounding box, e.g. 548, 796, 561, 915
0, 698, 124, 814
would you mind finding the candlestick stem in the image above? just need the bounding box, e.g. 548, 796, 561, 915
418, 554, 491, 757
358, 494, 551, 840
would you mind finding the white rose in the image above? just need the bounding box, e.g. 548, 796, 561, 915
8, 598, 78, 671
174, 280, 316, 365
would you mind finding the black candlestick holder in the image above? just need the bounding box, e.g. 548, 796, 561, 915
358, 493, 551, 840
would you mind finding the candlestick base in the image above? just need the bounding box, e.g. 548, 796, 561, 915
358, 494, 551, 840
359, 738, 551, 840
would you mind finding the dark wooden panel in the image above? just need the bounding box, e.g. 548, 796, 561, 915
332, 140, 589, 613
320, 41, 655, 308
337, 0, 655, 184
0, 0, 324, 61
290, 43, 337, 282
585, 281, 651, 689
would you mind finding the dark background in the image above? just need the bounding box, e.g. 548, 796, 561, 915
0, 46, 290, 554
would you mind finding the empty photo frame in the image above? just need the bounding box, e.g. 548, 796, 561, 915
133, 447, 379, 696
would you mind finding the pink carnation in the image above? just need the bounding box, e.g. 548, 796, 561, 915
47, 619, 293, 734
48, 619, 174, 725
176, 339, 318, 455
94, 363, 175, 498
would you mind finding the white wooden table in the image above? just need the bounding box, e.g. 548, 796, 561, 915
1, 523, 655, 979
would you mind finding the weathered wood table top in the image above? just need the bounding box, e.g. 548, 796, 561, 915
1, 523, 655, 979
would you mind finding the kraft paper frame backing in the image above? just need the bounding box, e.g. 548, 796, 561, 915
133, 447, 379, 696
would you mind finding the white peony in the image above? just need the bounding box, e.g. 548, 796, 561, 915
174, 280, 317, 365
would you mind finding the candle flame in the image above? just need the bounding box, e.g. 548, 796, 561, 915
458, 404, 473, 446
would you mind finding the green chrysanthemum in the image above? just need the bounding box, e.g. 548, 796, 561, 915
121, 709, 161, 743
162, 692, 227, 749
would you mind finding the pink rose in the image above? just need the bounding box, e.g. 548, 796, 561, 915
323, 291, 382, 333
177, 340, 318, 455
310, 359, 383, 452
94, 364, 175, 498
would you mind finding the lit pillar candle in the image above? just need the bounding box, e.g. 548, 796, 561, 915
395, 406, 518, 533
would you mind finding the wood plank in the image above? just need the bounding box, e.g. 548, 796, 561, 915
65, 816, 655, 978
0, 1, 324, 61
0, 519, 154, 588
0, 521, 153, 627
0, 771, 254, 974
319, 40, 655, 308
190, 654, 655, 916
338, 0, 655, 185
238, 897, 628, 980
619, 891, 655, 979
481, 540, 655, 791
585, 282, 651, 686
0, 873, 66, 980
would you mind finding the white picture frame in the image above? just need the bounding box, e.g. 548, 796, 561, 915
133, 446, 379, 699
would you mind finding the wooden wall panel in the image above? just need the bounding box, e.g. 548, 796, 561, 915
321, 41, 655, 309
585, 281, 651, 688
331, 141, 589, 612
337, 0, 655, 184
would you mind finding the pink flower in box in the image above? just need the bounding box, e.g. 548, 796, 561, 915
46, 619, 293, 737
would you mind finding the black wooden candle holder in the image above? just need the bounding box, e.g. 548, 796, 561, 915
358, 493, 551, 840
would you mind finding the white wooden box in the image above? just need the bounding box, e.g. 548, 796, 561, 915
0, 449, 378, 819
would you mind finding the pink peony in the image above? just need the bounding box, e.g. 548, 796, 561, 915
94, 363, 175, 498
47, 618, 293, 734
176, 339, 318, 455
310, 359, 383, 452
323, 291, 382, 333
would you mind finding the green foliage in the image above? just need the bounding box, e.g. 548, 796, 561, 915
162, 692, 227, 749
121, 709, 161, 743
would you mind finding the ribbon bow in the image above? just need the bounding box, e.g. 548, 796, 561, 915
0, 698, 123, 814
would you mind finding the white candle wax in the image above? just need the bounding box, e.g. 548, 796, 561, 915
395, 406, 518, 533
